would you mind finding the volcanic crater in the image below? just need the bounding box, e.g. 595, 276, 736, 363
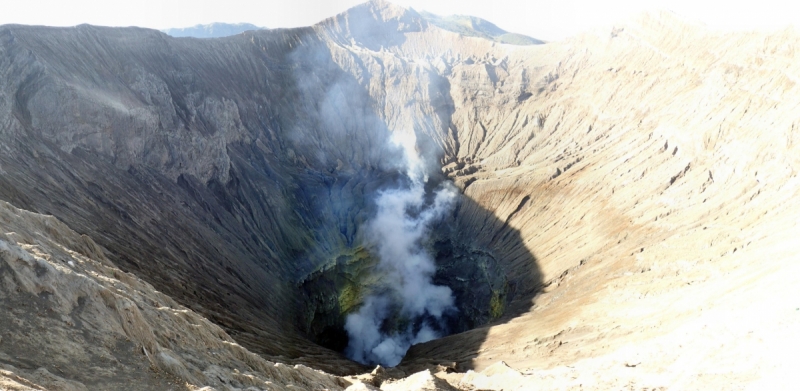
1, 1, 799, 390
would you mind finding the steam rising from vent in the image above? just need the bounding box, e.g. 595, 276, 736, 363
344, 132, 458, 367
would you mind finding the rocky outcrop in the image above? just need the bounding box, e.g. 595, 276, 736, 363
2, 0, 800, 389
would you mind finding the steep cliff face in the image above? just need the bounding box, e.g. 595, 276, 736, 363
2, 1, 800, 389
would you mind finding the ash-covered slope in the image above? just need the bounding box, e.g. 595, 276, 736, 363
1, 21, 365, 374
2, 1, 800, 389
403, 10, 800, 389
0, 199, 348, 390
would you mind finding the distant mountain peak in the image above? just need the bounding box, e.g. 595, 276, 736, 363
317, 1, 542, 48
337, 0, 419, 24
362, 0, 407, 13
417, 10, 543, 45
161, 22, 264, 38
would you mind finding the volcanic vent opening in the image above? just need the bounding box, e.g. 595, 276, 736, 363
296, 135, 514, 368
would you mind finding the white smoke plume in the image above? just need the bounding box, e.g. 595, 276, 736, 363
344, 131, 458, 367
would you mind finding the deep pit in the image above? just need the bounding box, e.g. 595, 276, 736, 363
297, 197, 513, 365
294, 149, 515, 367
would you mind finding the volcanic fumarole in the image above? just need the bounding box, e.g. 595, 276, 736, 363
342, 131, 459, 367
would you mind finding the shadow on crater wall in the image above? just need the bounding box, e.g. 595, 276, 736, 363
294, 178, 543, 365
397, 190, 542, 372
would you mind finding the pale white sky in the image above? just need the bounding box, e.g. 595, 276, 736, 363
1, 0, 798, 41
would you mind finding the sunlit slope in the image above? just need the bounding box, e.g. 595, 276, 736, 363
403, 10, 800, 389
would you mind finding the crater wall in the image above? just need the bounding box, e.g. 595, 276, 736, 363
0, 0, 546, 378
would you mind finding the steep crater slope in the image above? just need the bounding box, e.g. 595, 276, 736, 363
0, 199, 350, 390
400, 10, 800, 390
0, 0, 547, 379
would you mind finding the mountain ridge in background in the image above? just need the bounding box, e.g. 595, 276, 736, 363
418, 10, 544, 45
158, 5, 542, 44
161, 22, 264, 38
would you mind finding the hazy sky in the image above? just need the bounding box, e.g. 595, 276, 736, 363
2, 0, 799, 41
